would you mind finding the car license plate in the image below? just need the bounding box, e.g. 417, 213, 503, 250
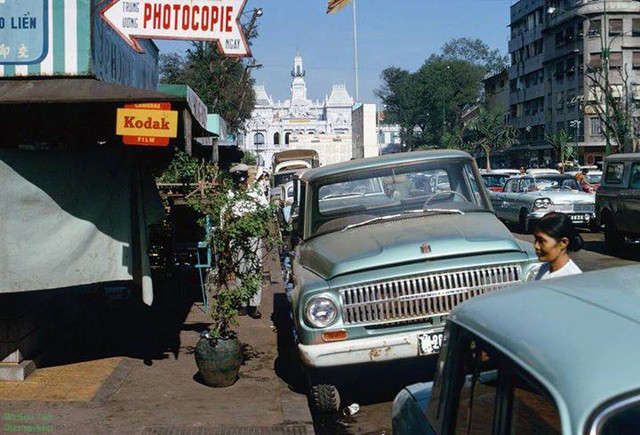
418, 330, 444, 355
569, 214, 585, 223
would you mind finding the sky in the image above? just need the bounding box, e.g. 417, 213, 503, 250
154, 0, 514, 105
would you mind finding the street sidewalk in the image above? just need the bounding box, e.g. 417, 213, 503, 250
0, 247, 314, 434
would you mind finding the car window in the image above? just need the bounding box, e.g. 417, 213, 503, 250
605, 162, 625, 184
598, 402, 640, 434
310, 160, 491, 237
505, 179, 519, 193
587, 174, 602, 184
453, 338, 498, 434
521, 178, 535, 191
629, 163, 640, 189
428, 324, 562, 435
536, 177, 579, 191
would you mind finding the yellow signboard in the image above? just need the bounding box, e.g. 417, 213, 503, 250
116, 108, 178, 138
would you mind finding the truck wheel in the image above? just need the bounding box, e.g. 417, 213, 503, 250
604, 218, 624, 252
310, 384, 341, 414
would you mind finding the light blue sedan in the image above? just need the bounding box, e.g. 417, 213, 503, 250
393, 265, 640, 434
490, 174, 597, 232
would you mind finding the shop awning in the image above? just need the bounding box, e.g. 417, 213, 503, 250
0, 78, 185, 105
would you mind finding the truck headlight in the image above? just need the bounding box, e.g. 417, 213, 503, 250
526, 263, 543, 282
533, 198, 552, 210
305, 297, 338, 328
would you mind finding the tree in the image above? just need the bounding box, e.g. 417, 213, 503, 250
439, 38, 509, 76
376, 67, 424, 149
376, 38, 504, 150
241, 151, 258, 165
545, 129, 576, 172
464, 107, 517, 171
585, 64, 639, 153
159, 21, 261, 133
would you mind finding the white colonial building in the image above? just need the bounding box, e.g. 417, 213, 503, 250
243, 54, 355, 168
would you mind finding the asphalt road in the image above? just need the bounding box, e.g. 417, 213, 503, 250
312, 229, 640, 435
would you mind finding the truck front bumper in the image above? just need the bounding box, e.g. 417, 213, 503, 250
298, 329, 438, 368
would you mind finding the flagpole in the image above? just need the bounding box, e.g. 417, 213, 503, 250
352, 0, 359, 102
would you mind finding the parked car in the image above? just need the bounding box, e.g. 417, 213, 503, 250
481, 172, 512, 192
490, 168, 520, 176
287, 150, 542, 413
393, 265, 640, 435
596, 153, 640, 252
526, 168, 561, 175
490, 174, 597, 232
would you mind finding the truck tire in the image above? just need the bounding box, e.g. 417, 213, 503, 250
310, 384, 341, 414
604, 217, 624, 253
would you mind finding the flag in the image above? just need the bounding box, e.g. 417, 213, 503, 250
326, 0, 353, 14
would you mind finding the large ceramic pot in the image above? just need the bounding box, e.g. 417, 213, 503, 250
194, 334, 242, 387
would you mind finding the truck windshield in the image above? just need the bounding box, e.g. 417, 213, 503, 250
310, 160, 489, 237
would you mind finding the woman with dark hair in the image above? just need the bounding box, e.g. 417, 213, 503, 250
533, 212, 584, 280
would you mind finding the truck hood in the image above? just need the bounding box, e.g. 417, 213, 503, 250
299, 213, 525, 280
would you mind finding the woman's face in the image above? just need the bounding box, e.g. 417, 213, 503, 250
533, 230, 569, 262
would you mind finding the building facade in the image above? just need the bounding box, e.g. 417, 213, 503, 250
509, 0, 640, 167
242, 54, 354, 168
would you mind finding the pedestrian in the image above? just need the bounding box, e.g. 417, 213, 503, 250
519, 166, 526, 176
228, 163, 269, 319
533, 212, 584, 280
575, 168, 591, 189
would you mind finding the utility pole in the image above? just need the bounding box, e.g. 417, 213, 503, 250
352, 0, 359, 102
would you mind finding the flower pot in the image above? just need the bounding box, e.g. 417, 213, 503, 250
194, 335, 242, 387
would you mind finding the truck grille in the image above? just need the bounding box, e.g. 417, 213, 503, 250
340, 264, 522, 326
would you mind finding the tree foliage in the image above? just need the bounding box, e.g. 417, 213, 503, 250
376, 38, 502, 150
160, 43, 257, 132
585, 65, 639, 153
545, 129, 576, 170
438, 37, 509, 76
463, 107, 517, 171
188, 174, 275, 338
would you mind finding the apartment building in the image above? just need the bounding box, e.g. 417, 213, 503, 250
509, 0, 640, 166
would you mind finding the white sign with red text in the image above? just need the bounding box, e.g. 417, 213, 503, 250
100, 0, 250, 57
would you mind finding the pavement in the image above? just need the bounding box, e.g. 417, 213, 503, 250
0, 245, 314, 434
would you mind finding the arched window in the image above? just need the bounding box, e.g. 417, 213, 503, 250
254, 132, 265, 147
285, 132, 291, 145
296, 65, 301, 75
274, 132, 281, 145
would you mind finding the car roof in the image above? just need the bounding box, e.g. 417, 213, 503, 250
300, 150, 472, 183
605, 153, 640, 161
450, 266, 640, 432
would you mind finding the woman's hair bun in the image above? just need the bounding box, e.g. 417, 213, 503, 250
536, 212, 584, 253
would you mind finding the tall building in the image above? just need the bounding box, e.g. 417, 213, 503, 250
509, 0, 640, 166
242, 54, 354, 167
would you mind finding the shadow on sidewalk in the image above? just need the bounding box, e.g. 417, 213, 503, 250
36, 268, 203, 369
272, 293, 307, 395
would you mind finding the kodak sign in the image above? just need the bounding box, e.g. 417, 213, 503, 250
116, 107, 178, 140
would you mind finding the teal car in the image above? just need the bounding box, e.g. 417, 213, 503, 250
490, 174, 597, 232
393, 266, 640, 434
287, 150, 542, 413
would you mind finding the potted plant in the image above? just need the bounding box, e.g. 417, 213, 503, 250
190, 174, 274, 387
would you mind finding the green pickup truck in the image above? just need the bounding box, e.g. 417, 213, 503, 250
286, 150, 542, 413
596, 153, 640, 251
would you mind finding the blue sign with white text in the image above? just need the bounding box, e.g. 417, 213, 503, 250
0, 0, 48, 64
